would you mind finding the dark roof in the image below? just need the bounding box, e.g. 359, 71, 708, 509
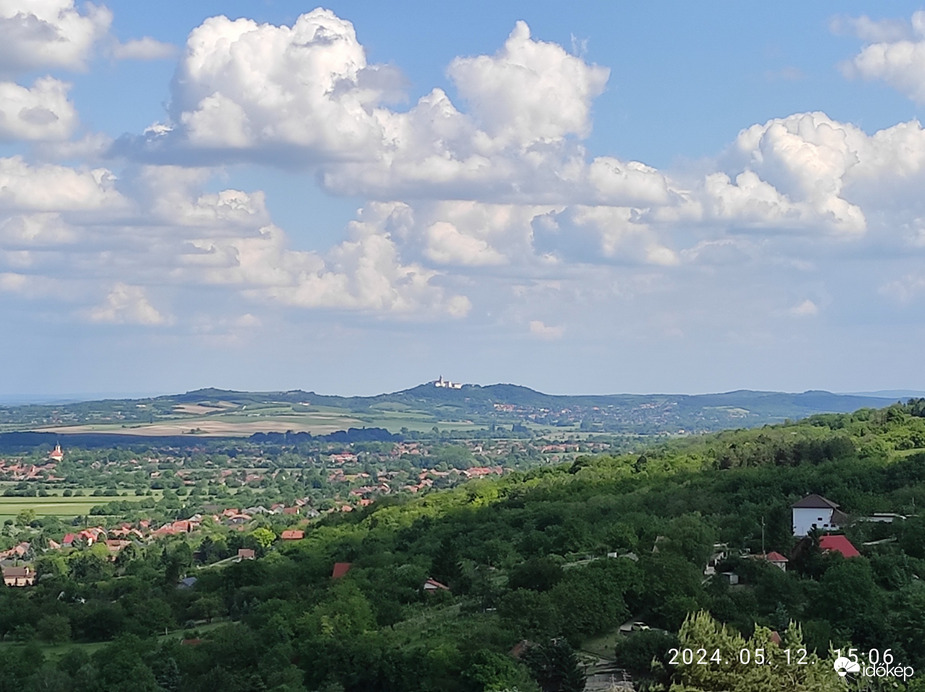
2, 566, 30, 577
792, 494, 840, 509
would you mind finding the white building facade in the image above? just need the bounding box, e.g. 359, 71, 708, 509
791, 494, 847, 536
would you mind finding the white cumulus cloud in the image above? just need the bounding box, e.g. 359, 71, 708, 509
789, 299, 819, 317
528, 320, 564, 340
447, 20, 609, 145
0, 156, 124, 212
0, 0, 111, 74
166, 10, 389, 155
87, 283, 170, 325
0, 77, 77, 141
112, 37, 177, 61
844, 11, 925, 104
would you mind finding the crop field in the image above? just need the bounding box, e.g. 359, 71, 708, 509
32, 407, 367, 436
28, 402, 490, 437
0, 494, 147, 521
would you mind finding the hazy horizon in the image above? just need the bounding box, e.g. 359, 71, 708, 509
2, 382, 922, 408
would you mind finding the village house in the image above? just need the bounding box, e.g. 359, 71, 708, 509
791, 494, 848, 536
0, 542, 31, 561
105, 539, 132, 554
2, 565, 35, 587
819, 534, 860, 559
764, 551, 789, 571
423, 578, 450, 593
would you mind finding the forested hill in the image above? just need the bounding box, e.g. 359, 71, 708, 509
176, 383, 892, 414
0, 381, 898, 435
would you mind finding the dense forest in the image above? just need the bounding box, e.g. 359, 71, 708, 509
4, 401, 925, 690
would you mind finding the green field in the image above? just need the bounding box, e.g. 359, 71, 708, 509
27, 402, 497, 437
0, 494, 148, 521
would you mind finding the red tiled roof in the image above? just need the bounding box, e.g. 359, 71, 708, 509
765, 551, 788, 562
280, 529, 304, 540
819, 534, 860, 558
332, 562, 352, 579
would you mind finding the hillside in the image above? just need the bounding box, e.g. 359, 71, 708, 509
0, 381, 897, 438
3, 399, 925, 690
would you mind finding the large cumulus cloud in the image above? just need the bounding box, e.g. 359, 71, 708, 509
12, 6, 925, 340
0, 0, 111, 74
0, 161, 469, 322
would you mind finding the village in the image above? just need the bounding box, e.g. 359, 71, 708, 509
0, 435, 613, 588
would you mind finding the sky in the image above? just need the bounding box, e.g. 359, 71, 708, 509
3, 2, 925, 399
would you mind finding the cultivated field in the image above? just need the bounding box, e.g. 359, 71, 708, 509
29, 402, 487, 437
0, 494, 149, 522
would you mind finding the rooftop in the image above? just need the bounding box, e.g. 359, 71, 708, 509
792, 494, 840, 510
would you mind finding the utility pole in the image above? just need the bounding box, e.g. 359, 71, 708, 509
761, 516, 766, 556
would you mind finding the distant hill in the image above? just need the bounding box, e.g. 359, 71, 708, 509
0, 381, 901, 438
843, 389, 925, 399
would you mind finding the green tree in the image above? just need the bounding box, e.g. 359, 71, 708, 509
36, 614, 71, 644
663, 611, 843, 692
15, 508, 36, 527
251, 527, 276, 549
463, 650, 541, 692
522, 639, 586, 692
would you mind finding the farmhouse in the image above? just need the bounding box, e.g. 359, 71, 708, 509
2, 565, 35, 587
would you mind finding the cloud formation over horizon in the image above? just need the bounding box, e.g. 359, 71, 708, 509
3, 2, 925, 362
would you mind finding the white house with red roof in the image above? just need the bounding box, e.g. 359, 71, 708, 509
764, 551, 789, 571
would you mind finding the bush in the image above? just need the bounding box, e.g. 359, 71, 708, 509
614, 629, 679, 675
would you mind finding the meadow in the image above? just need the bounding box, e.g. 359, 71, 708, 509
0, 493, 150, 522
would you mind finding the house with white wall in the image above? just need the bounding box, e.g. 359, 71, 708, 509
791, 494, 848, 536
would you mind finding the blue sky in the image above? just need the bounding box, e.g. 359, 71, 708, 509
2, 2, 925, 399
